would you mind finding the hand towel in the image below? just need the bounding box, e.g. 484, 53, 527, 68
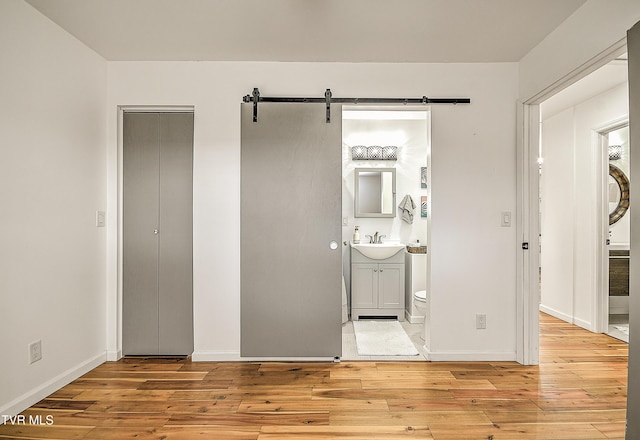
398, 194, 416, 224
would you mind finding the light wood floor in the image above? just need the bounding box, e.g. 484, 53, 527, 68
0, 313, 629, 439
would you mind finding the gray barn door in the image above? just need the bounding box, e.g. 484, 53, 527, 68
123, 112, 194, 356
241, 103, 342, 357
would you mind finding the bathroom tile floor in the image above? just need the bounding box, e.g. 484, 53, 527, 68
607, 313, 629, 343
341, 319, 428, 361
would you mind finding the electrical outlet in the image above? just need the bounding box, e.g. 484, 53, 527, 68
476, 314, 487, 329
29, 340, 42, 364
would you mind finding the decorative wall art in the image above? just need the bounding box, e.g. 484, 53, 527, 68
421, 167, 427, 188
421, 196, 428, 218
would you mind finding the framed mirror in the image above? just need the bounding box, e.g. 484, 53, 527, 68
609, 163, 630, 225
354, 168, 396, 218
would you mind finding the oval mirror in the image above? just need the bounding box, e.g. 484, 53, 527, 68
609, 163, 629, 225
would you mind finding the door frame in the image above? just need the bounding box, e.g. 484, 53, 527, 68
518, 40, 627, 364
112, 105, 194, 360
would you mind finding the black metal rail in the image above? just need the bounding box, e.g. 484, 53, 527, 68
243, 88, 471, 122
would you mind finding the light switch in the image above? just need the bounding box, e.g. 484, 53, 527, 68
501, 211, 511, 227
96, 211, 106, 227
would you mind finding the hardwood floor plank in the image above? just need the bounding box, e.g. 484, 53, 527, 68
485, 409, 626, 424
361, 378, 496, 390
387, 398, 541, 412
165, 412, 329, 426
137, 380, 232, 390
428, 423, 608, 439
314, 388, 452, 400
331, 409, 490, 426
70, 389, 176, 401
237, 398, 389, 412
258, 425, 433, 439
592, 422, 626, 439
84, 426, 261, 440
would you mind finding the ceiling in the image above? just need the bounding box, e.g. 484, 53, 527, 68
541, 58, 629, 119
25, 0, 587, 62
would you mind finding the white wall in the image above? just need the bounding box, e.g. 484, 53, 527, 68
540, 83, 629, 329
0, 0, 107, 415
540, 108, 576, 323
107, 62, 519, 361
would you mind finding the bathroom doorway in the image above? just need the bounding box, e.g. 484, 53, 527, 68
340, 107, 431, 360
604, 124, 630, 342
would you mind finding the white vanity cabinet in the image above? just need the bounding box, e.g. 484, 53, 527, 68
351, 247, 405, 321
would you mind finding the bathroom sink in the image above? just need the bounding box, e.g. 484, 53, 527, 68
350, 241, 405, 260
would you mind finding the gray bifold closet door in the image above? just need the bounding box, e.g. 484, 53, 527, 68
123, 112, 194, 356
241, 103, 342, 357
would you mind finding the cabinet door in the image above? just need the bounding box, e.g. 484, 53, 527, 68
352, 264, 378, 308
378, 263, 405, 309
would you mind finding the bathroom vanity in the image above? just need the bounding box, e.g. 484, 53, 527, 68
351, 243, 405, 321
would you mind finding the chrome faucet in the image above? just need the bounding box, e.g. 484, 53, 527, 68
365, 232, 386, 244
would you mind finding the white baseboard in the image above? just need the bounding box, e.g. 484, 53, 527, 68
610, 306, 629, 315
191, 351, 338, 362
539, 304, 573, 323
191, 350, 241, 361
0, 353, 106, 418
539, 304, 594, 331
106, 349, 122, 362
610, 296, 629, 315
573, 317, 592, 331
426, 350, 517, 362
404, 310, 425, 324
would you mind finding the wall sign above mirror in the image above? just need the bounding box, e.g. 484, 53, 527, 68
354, 168, 396, 218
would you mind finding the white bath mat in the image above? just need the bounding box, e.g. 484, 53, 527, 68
614, 325, 629, 336
353, 320, 419, 356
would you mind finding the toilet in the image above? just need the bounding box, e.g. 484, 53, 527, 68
413, 290, 428, 341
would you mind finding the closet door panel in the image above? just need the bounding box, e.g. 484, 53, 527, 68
158, 113, 194, 355
123, 113, 160, 355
